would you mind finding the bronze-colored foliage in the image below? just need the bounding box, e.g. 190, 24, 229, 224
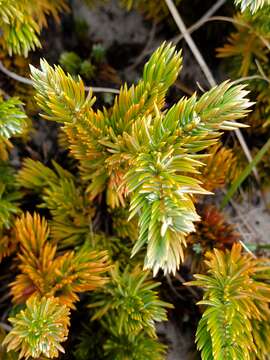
1, 0, 269, 356
10, 212, 109, 308
186, 205, 239, 272
198, 143, 239, 192
17, 159, 96, 247
188, 205, 239, 250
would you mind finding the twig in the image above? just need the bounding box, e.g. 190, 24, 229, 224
231, 75, 270, 85
255, 59, 270, 82
172, 0, 226, 44
188, 15, 270, 51
0, 61, 120, 94
174, 273, 200, 299
166, 274, 185, 300
239, 239, 257, 258
0, 322, 12, 332
0, 292, 11, 304
125, 21, 157, 72
146, 14, 270, 67
145, 0, 225, 57
175, 79, 194, 95
84, 86, 120, 94
0, 61, 33, 85
165, 0, 216, 87
164, 0, 260, 184
209, 16, 270, 51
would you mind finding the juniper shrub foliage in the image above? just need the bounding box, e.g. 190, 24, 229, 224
1, 0, 270, 359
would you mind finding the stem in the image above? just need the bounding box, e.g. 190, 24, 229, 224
0, 61, 120, 94
125, 21, 157, 71
166, 274, 185, 300
186, 15, 270, 51
0, 61, 32, 85
174, 273, 200, 299
165, 0, 216, 87
238, 240, 257, 258
0, 322, 12, 332
173, 0, 226, 44
231, 75, 270, 85
146, 0, 225, 58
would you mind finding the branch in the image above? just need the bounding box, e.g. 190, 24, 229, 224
164, 0, 216, 87
231, 75, 270, 85
145, 0, 225, 58
172, 0, 227, 44
195, 15, 270, 51
0, 61, 32, 86
0, 61, 120, 94
125, 21, 157, 71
